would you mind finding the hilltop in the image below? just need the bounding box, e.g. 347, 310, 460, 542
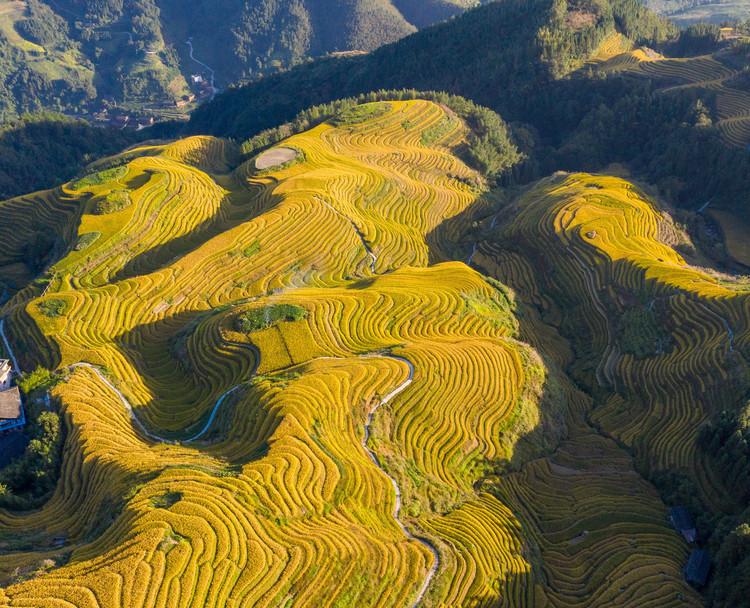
187, 0, 750, 222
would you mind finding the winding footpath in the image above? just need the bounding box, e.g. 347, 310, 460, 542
317, 197, 378, 273
362, 355, 440, 607
186, 39, 217, 98
2, 318, 439, 603
0, 319, 20, 372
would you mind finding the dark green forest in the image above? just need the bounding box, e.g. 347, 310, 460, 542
0, 114, 134, 200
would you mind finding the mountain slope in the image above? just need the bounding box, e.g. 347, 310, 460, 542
0, 0, 479, 121
0, 96, 706, 608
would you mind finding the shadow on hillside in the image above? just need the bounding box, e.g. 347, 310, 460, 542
425, 188, 569, 469
6, 304, 62, 372
113, 309, 263, 448
109, 183, 282, 284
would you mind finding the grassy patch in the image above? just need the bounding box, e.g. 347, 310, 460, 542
242, 240, 262, 258
331, 102, 391, 126
70, 166, 127, 191
150, 491, 182, 509
74, 232, 101, 251
421, 115, 460, 146
236, 304, 307, 333
91, 190, 132, 215
37, 298, 67, 318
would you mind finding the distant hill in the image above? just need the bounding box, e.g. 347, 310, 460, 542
0, 0, 479, 121
189, 0, 676, 138
187, 0, 750, 221
647, 0, 750, 25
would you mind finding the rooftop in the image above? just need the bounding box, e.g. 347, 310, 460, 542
685, 549, 711, 587
0, 386, 21, 420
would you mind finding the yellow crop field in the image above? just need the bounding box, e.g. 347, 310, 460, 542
0, 102, 706, 606
479, 172, 748, 514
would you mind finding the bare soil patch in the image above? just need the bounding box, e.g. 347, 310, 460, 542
255, 147, 298, 170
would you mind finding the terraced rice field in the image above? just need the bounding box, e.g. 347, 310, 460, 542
476, 172, 749, 517
590, 47, 750, 147
0, 102, 708, 606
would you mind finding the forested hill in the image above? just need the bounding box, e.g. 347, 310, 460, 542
187, 0, 750, 222
188, 0, 674, 138
0, 0, 478, 121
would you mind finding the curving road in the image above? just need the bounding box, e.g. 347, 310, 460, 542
1, 318, 438, 604
362, 354, 440, 607
186, 39, 217, 99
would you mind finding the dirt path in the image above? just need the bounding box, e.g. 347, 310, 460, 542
317, 197, 378, 273
362, 354, 440, 607
0, 319, 20, 372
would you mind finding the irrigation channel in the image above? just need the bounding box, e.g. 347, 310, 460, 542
0, 318, 440, 604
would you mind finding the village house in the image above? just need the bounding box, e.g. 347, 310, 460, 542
684, 548, 711, 587
670, 506, 697, 543
110, 114, 131, 129
0, 360, 24, 433
0, 359, 11, 391
0, 386, 23, 433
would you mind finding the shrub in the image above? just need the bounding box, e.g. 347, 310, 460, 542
18, 367, 57, 395
91, 190, 132, 215
236, 304, 307, 332
37, 298, 67, 318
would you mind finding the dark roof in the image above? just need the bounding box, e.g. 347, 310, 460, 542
0, 387, 21, 419
670, 506, 695, 531
685, 549, 711, 586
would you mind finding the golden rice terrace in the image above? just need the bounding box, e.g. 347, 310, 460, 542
1, 99, 745, 607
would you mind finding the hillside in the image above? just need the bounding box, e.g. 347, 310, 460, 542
0, 95, 719, 608
0, 0, 479, 121
647, 0, 750, 25
13, 86, 750, 605
187, 0, 750, 222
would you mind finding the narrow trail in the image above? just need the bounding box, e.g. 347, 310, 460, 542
466, 242, 478, 266
318, 197, 378, 273
186, 40, 217, 98
2, 318, 439, 602
696, 302, 735, 353
362, 354, 440, 607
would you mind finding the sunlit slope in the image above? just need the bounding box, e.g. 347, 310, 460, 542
480, 173, 749, 509
0, 104, 703, 607
0, 100, 543, 607
7, 101, 479, 434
